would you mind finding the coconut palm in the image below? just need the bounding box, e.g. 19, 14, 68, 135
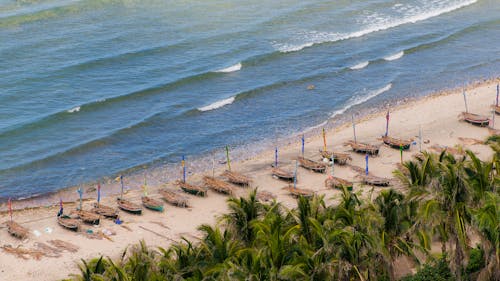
221, 189, 262, 244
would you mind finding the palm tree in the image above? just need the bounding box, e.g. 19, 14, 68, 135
221, 189, 262, 244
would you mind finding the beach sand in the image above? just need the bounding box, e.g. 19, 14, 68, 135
0, 78, 498, 280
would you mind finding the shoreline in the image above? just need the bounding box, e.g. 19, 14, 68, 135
1, 76, 498, 212
1, 77, 499, 280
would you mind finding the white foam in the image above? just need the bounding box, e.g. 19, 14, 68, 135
275, 0, 477, 53
384, 51, 404, 61
198, 96, 235, 112
350, 61, 369, 70
67, 106, 80, 113
330, 83, 392, 118
215, 63, 242, 73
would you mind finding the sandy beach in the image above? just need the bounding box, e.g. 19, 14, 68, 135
0, 78, 498, 281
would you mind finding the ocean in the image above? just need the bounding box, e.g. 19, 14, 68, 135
0, 0, 499, 199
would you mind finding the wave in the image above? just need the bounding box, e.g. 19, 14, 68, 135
67, 106, 80, 113
350, 61, 369, 70
198, 96, 235, 112
330, 83, 392, 118
275, 0, 478, 53
384, 51, 404, 61
215, 63, 242, 73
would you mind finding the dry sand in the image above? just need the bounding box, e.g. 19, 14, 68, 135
0, 78, 498, 280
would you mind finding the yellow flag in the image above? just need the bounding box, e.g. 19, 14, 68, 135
114, 175, 121, 182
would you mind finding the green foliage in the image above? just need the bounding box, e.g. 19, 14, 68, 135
72, 147, 499, 281
400, 258, 454, 281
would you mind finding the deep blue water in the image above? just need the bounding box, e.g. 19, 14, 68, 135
1, 0, 499, 199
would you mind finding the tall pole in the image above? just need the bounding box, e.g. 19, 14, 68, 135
182, 155, 186, 183
463, 89, 468, 113
120, 175, 124, 199
365, 154, 369, 175
275, 147, 278, 168
301, 135, 305, 157
496, 83, 499, 106
225, 145, 231, 171
385, 110, 390, 136
77, 185, 83, 210
331, 152, 335, 176
322, 128, 327, 152
352, 115, 357, 143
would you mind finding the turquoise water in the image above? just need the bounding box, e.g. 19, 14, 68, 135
0, 0, 499, 199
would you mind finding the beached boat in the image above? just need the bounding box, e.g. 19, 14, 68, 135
76, 210, 100, 225
160, 188, 189, 208
256, 190, 277, 202
381, 136, 412, 150
460, 112, 490, 127
344, 141, 380, 155
319, 150, 352, 165
6, 221, 29, 239
360, 175, 390, 186
324, 176, 353, 191
282, 186, 314, 198
175, 180, 207, 196
57, 215, 80, 231
203, 176, 234, 195
271, 168, 295, 182
297, 156, 327, 173
141, 196, 164, 212
221, 170, 251, 186
116, 198, 142, 214
91, 203, 119, 218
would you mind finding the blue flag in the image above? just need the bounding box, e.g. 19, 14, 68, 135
365, 154, 369, 175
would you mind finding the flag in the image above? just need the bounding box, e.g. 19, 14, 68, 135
57, 198, 63, 217
97, 182, 101, 203
8, 198, 12, 222
275, 147, 278, 167
365, 154, 369, 175
114, 175, 121, 182
301, 135, 305, 156
385, 110, 390, 136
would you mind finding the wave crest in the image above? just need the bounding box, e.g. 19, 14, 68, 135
350, 61, 369, 70
198, 96, 235, 112
384, 51, 404, 61
67, 106, 81, 113
215, 63, 242, 73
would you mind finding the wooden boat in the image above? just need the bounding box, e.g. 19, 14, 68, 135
116, 198, 142, 214
344, 141, 380, 155
203, 176, 234, 195
76, 210, 100, 225
271, 168, 295, 182
175, 180, 207, 197
91, 203, 118, 218
256, 191, 277, 202
381, 136, 412, 150
6, 221, 29, 239
160, 189, 189, 208
221, 170, 251, 186
141, 196, 164, 212
360, 175, 390, 186
282, 186, 314, 198
324, 176, 353, 191
460, 112, 490, 127
57, 215, 80, 231
297, 157, 327, 173
319, 150, 352, 165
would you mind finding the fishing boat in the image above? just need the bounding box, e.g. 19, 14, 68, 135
271, 168, 295, 182
344, 141, 380, 155
141, 196, 164, 212
203, 176, 234, 195
221, 170, 252, 186
360, 175, 390, 186
91, 203, 119, 218
319, 150, 352, 165
256, 190, 277, 202
460, 112, 490, 127
297, 156, 327, 173
6, 221, 29, 239
324, 176, 353, 191
381, 136, 412, 150
160, 188, 189, 208
282, 186, 314, 198
116, 198, 142, 214
76, 210, 100, 225
175, 180, 207, 196
57, 215, 80, 231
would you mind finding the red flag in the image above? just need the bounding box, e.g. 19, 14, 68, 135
8, 198, 12, 222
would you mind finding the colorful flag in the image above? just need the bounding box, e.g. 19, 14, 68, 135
365, 154, 369, 175
275, 147, 278, 168
322, 128, 327, 152
97, 182, 101, 203
57, 198, 63, 217
301, 135, 305, 156
182, 155, 186, 182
